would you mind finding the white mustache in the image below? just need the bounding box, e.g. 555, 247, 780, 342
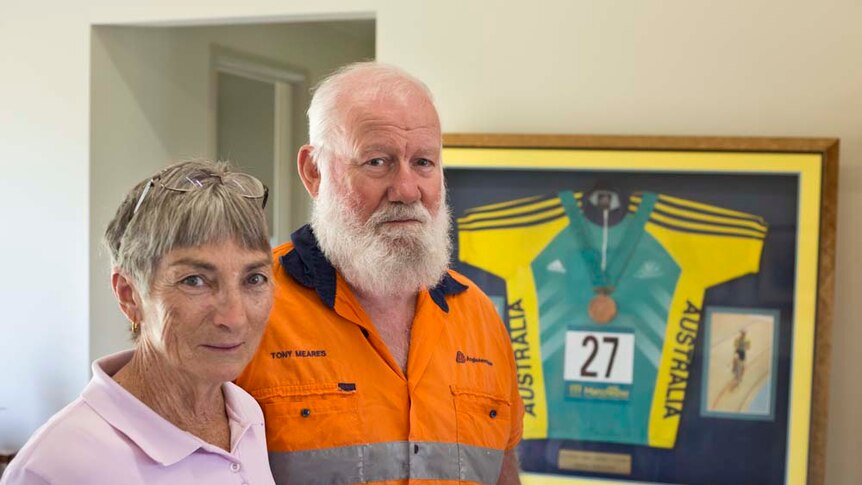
367, 203, 431, 226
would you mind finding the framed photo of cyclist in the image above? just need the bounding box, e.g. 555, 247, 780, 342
442, 133, 838, 485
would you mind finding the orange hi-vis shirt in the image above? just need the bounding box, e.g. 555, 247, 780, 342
236, 225, 524, 485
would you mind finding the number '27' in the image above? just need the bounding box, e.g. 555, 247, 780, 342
581, 335, 619, 378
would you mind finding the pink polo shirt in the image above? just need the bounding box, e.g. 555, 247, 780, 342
0, 350, 275, 485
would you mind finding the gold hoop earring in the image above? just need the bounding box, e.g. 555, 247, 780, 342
131, 320, 139, 334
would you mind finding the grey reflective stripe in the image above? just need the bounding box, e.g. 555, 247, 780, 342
408, 441, 458, 480
269, 441, 504, 485
458, 444, 504, 484
363, 441, 409, 482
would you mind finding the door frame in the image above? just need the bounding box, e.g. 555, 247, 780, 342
209, 46, 308, 243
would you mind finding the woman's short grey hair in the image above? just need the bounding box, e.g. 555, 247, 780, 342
103, 160, 271, 298
306, 61, 436, 175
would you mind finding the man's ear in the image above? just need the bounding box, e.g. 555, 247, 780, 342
111, 271, 142, 326
297, 144, 322, 198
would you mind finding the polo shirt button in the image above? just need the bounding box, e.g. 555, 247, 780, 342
489, 409, 498, 419
230, 462, 241, 472
301, 408, 311, 417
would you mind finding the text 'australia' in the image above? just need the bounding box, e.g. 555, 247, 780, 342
508, 298, 535, 417
663, 300, 700, 419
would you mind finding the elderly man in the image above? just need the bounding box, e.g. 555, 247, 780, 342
236, 62, 523, 485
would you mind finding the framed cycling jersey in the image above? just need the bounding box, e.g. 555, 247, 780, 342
442, 134, 838, 485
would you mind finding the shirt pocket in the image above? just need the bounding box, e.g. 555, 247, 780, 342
450, 385, 512, 450
251, 382, 361, 452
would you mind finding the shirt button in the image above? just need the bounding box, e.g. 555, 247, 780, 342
489, 409, 498, 419
301, 408, 311, 417
230, 462, 241, 472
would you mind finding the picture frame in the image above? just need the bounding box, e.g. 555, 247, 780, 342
442, 134, 838, 485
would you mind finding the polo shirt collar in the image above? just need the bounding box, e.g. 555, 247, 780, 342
281, 224, 468, 312
82, 350, 256, 466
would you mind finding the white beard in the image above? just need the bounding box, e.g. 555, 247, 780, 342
310, 176, 452, 298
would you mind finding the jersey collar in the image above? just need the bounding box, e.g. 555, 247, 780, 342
281, 224, 467, 313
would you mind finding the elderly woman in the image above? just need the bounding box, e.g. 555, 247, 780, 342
1, 161, 276, 484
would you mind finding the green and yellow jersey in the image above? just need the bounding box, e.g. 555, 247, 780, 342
457, 190, 767, 448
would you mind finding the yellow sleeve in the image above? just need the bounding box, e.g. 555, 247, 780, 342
457, 194, 569, 276
644, 193, 768, 286
643, 193, 768, 448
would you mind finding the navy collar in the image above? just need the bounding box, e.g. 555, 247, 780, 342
281, 225, 468, 313
580, 188, 631, 227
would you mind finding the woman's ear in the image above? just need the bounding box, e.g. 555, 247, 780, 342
112, 270, 142, 326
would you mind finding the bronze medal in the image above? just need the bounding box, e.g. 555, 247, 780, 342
588, 293, 617, 324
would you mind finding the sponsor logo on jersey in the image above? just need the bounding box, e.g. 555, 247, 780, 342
634, 260, 663, 279
546, 259, 566, 274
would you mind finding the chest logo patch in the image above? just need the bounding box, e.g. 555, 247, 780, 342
456, 350, 494, 366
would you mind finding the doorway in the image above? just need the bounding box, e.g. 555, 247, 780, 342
213, 50, 305, 244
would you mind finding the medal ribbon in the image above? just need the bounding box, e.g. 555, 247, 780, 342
558, 191, 657, 293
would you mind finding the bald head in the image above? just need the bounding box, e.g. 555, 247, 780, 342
307, 62, 440, 169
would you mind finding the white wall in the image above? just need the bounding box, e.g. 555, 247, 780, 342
0, 5, 91, 450
1, 1, 860, 483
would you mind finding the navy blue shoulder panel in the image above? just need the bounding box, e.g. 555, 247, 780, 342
428, 273, 469, 313
280, 224, 337, 309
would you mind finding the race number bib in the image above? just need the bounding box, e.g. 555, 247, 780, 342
564, 330, 635, 401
